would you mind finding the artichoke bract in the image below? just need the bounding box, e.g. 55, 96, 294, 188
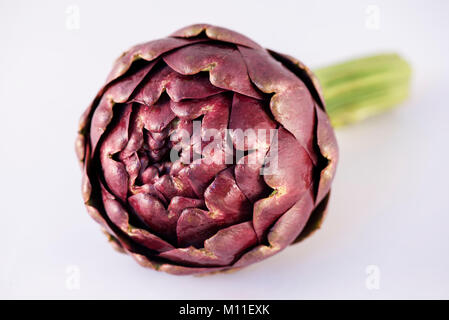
76, 24, 338, 275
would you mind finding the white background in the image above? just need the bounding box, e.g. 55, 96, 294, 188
1, 0, 448, 299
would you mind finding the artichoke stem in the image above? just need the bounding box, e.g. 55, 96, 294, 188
314, 53, 412, 127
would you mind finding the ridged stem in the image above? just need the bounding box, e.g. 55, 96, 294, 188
314, 53, 412, 127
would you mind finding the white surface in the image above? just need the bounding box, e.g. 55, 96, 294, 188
1, 0, 448, 299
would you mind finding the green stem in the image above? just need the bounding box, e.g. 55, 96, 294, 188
313, 53, 412, 127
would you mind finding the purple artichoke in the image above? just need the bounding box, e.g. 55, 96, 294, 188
76, 24, 338, 275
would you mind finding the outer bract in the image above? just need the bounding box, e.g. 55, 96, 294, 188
76, 24, 338, 275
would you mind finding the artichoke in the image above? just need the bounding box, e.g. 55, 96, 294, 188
76, 23, 408, 275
